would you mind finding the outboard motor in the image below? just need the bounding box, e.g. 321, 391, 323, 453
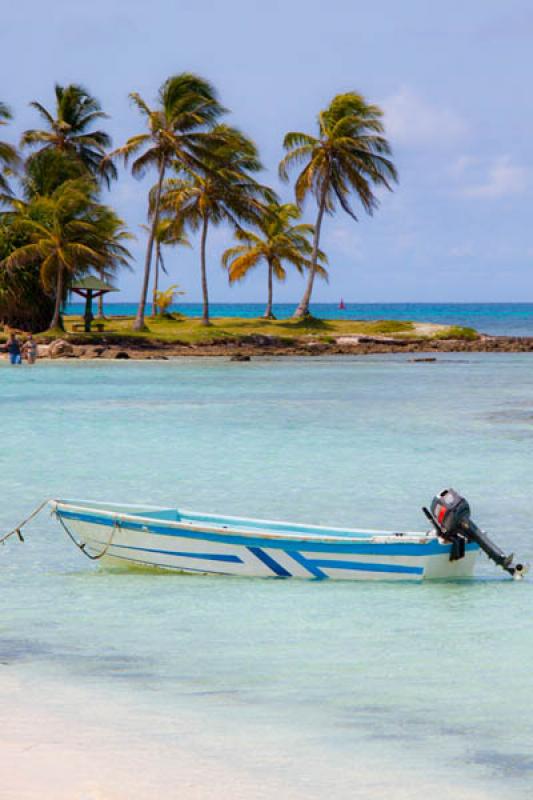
423, 488, 528, 579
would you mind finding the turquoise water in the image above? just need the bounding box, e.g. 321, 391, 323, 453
1, 355, 533, 798
66, 301, 533, 336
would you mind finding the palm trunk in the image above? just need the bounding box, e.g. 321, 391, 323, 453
263, 258, 275, 319
200, 215, 210, 326
96, 267, 105, 319
50, 264, 64, 330
151, 241, 160, 317
293, 184, 327, 319
134, 158, 166, 331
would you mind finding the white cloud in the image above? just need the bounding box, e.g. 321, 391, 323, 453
459, 155, 528, 198
382, 87, 468, 149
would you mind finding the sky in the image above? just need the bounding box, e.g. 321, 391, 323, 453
3, 0, 533, 303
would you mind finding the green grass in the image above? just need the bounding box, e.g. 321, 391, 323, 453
1, 318, 481, 345
433, 326, 479, 341
50, 315, 416, 344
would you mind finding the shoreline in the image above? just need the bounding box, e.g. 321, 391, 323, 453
18, 334, 533, 361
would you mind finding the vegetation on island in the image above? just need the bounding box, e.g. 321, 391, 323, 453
158, 123, 274, 326
0, 72, 403, 335
279, 93, 397, 317
222, 202, 328, 319
7, 315, 475, 351
0, 85, 131, 330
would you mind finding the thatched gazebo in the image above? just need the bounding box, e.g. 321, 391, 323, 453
70, 277, 118, 332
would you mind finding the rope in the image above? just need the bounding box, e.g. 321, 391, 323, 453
54, 512, 118, 560
2, 500, 117, 562
0, 499, 51, 546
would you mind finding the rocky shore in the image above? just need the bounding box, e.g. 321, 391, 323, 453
28, 334, 533, 360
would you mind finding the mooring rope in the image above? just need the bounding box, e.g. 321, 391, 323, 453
54, 512, 118, 560
1, 499, 117, 561
0, 499, 51, 546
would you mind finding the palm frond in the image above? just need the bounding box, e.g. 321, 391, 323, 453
278, 145, 315, 182
282, 131, 318, 150
227, 250, 262, 282
1, 242, 44, 270
221, 244, 250, 268
0, 101, 13, 122
130, 146, 161, 178
27, 101, 55, 128
129, 92, 153, 118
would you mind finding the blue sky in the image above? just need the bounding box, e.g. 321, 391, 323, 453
3, 0, 533, 302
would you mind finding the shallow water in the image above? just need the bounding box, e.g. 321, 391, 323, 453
1, 355, 532, 798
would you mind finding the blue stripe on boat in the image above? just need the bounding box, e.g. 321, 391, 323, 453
289, 550, 327, 579
101, 541, 242, 563
310, 558, 423, 575
248, 546, 292, 577
57, 510, 479, 557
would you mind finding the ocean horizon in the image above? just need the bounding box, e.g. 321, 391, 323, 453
65, 301, 533, 336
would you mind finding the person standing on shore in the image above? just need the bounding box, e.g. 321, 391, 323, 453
5, 333, 22, 365
23, 334, 38, 365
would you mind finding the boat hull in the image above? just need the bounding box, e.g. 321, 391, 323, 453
52, 502, 479, 582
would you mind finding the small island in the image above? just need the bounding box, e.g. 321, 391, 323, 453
3, 315, 530, 360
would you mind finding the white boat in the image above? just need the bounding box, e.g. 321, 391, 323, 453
50, 486, 523, 582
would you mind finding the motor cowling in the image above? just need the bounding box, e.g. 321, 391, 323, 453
430, 488, 471, 538
423, 488, 528, 579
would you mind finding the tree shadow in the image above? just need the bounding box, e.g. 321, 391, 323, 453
287, 316, 332, 331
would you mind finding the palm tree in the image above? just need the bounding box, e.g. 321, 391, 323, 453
22, 148, 86, 199
109, 73, 224, 330
92, 206, 134, 318
279, 92, 397, 318
0, 102, 20, 196
222, 202, 328, 319
161, 126, 274, 325
21, 84, 116, 187
1, 179, 130, 329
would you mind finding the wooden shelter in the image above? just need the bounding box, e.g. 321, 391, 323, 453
70, 277, 118, 332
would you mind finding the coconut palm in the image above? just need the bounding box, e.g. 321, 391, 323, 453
0, 179, 130, 329
222, 202, 328, 319
21, 84, 116, 187
0, 102, 20, 196
22, 148, 86, 199
92, 205, 134, 318
279, 92, 397, 318
109, 73, 224, 330
161, 126, 274, 325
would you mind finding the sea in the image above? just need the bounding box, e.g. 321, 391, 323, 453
66, 301, 533, 336
1, 353, 533, 799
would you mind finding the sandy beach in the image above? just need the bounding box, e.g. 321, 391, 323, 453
1, 671, 501, 800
